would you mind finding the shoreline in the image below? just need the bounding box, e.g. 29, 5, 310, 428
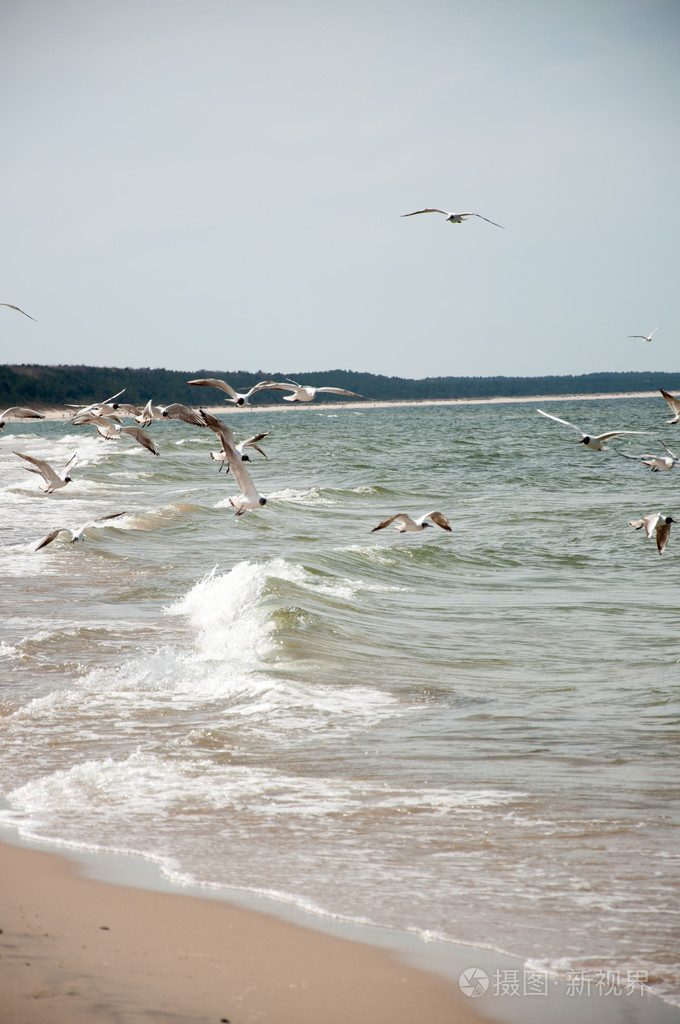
1, 828, 678, 1024
0, 833, 491, 1024
14, 389, 666, 420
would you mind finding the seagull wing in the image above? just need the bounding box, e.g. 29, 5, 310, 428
187, 378, 238, 400
371, 515, 401, 532
61, 452, 79, 479
0, 407, 45, 421
121, 425, 160, 455
659, 389, 680, 420
315, 387, 365, 398
1, 302, 37, 320
401, 209, 449, 217
470, 213, 505, 228
14, 451, 62, 486
536, 409, 583, 433
594, 430, 649, 441
160, 404, 205, 426
424, 511, 452, 531
202, 412, 262, 503
656, 519, 673, 554
659, 440, 678, 461
74, 511, 128, 539
35, 528, 68, 550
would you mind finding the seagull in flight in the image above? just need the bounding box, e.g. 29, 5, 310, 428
629, 513, 675, 554
0, 407, 46, 430
200, 410, 267, 514
659, 389, 680, 424
14, 451, 79, 493
187, 378, 278, 407
536, 409, 649, 450
617, 441, 678, 472
210, 431, 270, 472
371, 511, 452, 534
132, 402, 206, 427
628, 326, 659, 343
258, 378, 366, 403
34, 512, 127, 550
401, 209, 505, 229
67, 389, 126, 420
1, 302, 36, 320
71, 412, 160, 455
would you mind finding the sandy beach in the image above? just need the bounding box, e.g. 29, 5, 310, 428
0, 840, 493, 1024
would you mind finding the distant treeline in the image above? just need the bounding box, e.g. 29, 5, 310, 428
1, 364, 678, 408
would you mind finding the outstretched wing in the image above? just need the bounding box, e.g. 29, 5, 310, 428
536, 409, 582, 433
401, 209, 449, 217
371, 515, 401, 533
14, 451, 61, 486
161, 404, 205, 426
1, 302, 37, 320
187, 378, 238, 400
316, 387, 365, 398
121, 425, 160, 455
425, 511, 452, 531
35, 528, 68, 550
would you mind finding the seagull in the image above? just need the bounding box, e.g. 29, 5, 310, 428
536, 409, 649, 450
67, 389, 126, 420
200, 410, 267, 514
617, 441, 678, 472
14, 451, 79, 493
187, 378, 278, 407
659, 389, 680, 424
629, 513, 675, 554
71, 413, 160, 455
258, 378, 366, 403
210, 431, 270, 472
34, 512, 127, 550
628, 326, 659, 343
121, 401, 204, 427
371, 511, 452, 534
1, 302, 36, 320
0, 407, 46, 430
401, 209, 505, 229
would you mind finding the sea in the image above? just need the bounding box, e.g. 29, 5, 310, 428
1, 395, 679, 1016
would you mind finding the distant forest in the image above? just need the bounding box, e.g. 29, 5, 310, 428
1, 364, 678, 408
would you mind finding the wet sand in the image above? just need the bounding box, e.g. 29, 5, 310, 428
0, 840, 493, 1024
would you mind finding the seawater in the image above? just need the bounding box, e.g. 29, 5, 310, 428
1, 397, 678, 1007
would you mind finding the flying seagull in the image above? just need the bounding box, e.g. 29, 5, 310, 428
401, 209, 504, 229
629, 513, 675, 554
628, 326, 659, 343
258, 378, 366, 403
187, 378, 278, 407
536, 409, 649, 450
371, 511, 452, 534
659, 389, 680, 424
1, 302, 36, 320
14, 451, 79, 492
200, 410, 267, 514
0, 407, 46, 430
210, 431, 270, 472
35, 512, 127, 550
617, 441, 678, 472
67, 389, 126, 420
71, 413, 160, 455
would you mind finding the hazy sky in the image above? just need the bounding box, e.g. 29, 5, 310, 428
2, 0, 679, 379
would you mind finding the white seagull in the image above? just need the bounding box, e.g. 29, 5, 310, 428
628, 513, 675, 554
659, 389, 680, 424
67, 389, 126, 420
0, 407, 46, 430
210, 431, 270, 472
14, 451, 79, 493
259, 378, 366, 403
628, 326, 659, 343
35, 512, 127, 550
1, 302, 36, 320
200, 410, 267, 514
71, 413, 160, 455
371, 511, 452, 534
187, 378, 278, 407
401, 208, 505, 229
617, 441, 678, 472
536, 409, 649, 450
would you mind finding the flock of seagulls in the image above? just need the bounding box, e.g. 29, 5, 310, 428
537, 392, 679, 554
7, 375, 455, 540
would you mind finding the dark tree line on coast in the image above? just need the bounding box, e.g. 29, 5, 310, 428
1, 363, 678, 409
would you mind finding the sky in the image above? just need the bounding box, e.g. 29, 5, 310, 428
2, 0, 679, 380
